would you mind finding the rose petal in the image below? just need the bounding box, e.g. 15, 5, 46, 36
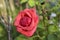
14, 11, 23, 26
24, 9, 32, 18
16, 25, 37, 37
14, 15, 21, 26
34, 16, 39, 25
28, 9, 36, 18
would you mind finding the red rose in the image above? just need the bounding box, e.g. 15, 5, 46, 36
14, 8, 39, 37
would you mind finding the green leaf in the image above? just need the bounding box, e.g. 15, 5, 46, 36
0, 25, 6, 37
28, 0, 35, 7
39, 0, 45, 3
20, 0, 28, 4
48, 25, 58, 33
14, 35, 27, 40
48, 34, 57, 40
56, 32, 60, 40
38, 21, 44, 29
35, 0, 39, 5
15, 37, 24, 40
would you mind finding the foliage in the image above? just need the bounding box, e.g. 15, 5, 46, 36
0, 0, 60, 40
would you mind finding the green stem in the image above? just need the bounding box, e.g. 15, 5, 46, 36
4, 0, 12, 40
42, 6, 49, 40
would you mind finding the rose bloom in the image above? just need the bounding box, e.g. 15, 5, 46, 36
14, 8, 39, 37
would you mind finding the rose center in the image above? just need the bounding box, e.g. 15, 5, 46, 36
20, 16, 31, 27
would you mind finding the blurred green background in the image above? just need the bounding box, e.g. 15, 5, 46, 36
0, 0, 60, 40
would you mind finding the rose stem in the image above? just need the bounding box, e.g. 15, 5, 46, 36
34, 0, 43, 40
4, 0, 12, 40
26, 1, 29, 8
42, 1, 49, 40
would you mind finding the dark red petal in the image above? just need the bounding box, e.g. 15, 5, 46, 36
18, 19, 34, 31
